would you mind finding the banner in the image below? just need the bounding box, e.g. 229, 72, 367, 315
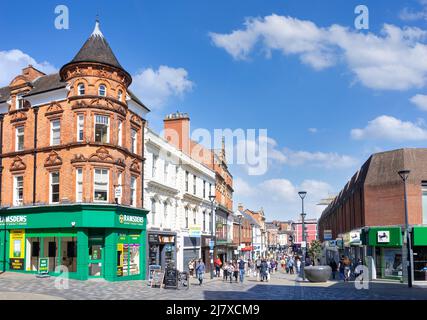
9, 230, 25, 270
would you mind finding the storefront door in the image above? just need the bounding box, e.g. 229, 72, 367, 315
88, 238, 104, 277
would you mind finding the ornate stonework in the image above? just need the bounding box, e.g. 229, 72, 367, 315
44, 151, 63, 167
10, 156, 26, 172
45, 102, 64, 117
130, 159, 141, 173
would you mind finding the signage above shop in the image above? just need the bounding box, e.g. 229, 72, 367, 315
350, 230, 361, 246
189, 225, 202, 238
159, 235, 175, 244
377, 231, 390, 243
119, 214, 144, 226
0, 215, 28, 226
324, 230, 333, 241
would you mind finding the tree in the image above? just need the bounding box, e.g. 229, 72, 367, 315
307, 240, 322, 265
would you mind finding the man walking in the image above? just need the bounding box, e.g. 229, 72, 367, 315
238, 257, 246, 283
195, 259, 205, 286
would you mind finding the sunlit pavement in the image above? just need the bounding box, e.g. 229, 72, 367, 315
0, 270, 425, 300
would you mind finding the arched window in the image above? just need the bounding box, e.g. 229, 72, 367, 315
77, 83, 85, 96
118, 89, 123, 101
98, 84, 106, 97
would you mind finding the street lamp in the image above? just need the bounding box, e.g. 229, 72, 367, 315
235, 211, 243, 260
209, 195, 216, 280
398, 170, 414, 288
298, 191, 307, 281
250, 223, 255, 261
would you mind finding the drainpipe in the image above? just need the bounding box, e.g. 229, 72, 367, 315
32, 106, 39, 205
141, 121, 146, 208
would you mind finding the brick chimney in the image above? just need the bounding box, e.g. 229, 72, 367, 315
164, 112, 190, 155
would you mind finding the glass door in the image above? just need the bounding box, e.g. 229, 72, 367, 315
88, 238, 104, 277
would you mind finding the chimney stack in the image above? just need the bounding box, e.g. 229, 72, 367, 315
163, 111, 190, 155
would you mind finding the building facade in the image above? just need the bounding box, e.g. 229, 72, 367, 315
0, 21, 150, 281
318, 148, 427, 281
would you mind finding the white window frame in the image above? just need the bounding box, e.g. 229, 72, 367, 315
131, 128, 137, 154
94, 168, 109, 203
50, 172, 60, 204
77, 115, 84, 142
15, 126, 24, 151
130, 176, 137, 207
76, 168, 83, 203
50, 120, 61, 146
117, 120, 123, 147
13, 176, 24, 206
15, 94, 23, 110
77, 83, 85, 96
94, 115, 110, 143
118, 89, 123, 101
98, 84, 106, 97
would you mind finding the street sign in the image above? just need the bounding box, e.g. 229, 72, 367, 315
209, 240, 214, 250
324, 230, 333, 240
301, 241, 307, 248
115, 186, 122, 198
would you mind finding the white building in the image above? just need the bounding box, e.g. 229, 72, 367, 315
144, 127, 216, 272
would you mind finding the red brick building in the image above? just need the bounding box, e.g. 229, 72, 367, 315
0, 21, 149, 281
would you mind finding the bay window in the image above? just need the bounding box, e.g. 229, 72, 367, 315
117, 120, 123, 147
77, 83, 85, 96
98, 84, 106, 97
94, 169, 109, 202
94, 115, 109, 143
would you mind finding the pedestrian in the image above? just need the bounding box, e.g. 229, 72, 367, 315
188, 259, 195, 277
256, 258, 261, 275
227, 261, 234, 283
214, 256, 222, 278
344, 256, 351, 281
260, 259, 269, 282
233, 261, 239, 282
222, 262, 229, 282
296, 257, 301, 274
329, 259, 338, 280
238, 257, 246, 283
338, 256, 345, 281
195, 259, 205, 286
280, 257, 286, 272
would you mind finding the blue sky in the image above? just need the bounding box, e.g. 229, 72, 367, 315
2, 0, 427, 221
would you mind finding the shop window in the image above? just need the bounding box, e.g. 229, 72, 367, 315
77, 115, 84, 142
61, 237, 77, 273
50, 120, 61, 146
13, 176, 24, 206
94, 168, 109, 202
50, 172, 60, 204
76, 168, 83, 202
131, 128, 137, 153
15, 126, 24, 151
77, 83, 85, 96
130, 176, 136, 207
117, 234, 141, 277
98, 84, 106, 97
94, 115, 110, 143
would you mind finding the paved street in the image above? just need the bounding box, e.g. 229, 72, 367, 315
0, 271, 425, 300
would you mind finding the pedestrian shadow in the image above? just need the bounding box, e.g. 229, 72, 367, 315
202, 280, 427, 300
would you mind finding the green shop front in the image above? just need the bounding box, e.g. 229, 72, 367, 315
413, 226, 427, 281
0, 204, 148, 281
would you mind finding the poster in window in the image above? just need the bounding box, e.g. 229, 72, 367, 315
9, 230, 25, 270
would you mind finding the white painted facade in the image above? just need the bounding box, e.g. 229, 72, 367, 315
144, 127, 216, 272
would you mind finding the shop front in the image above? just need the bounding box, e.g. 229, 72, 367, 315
147, 231, 177, 271
362, 226, 403, 280
182, 236, 201, 273
413, 226, 427, 281
342, 229, 363, 262
0, 204, 148, 281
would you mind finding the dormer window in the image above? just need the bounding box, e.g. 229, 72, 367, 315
78, 83, 85, 96
98, 84, 106, 97
118, 89, 123, 101
15, 94, 24, 110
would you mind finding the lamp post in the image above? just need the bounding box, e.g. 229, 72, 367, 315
250, 223, 255, 261
298, 191, 307, 280
236, 211, 243, 260
398, 170, 414, 288
209, 195, 216, 280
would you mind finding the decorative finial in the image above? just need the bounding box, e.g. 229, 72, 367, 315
92, 16, 103, 38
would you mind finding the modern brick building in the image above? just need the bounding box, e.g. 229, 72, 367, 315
318, 148, 427, 281
0, 21, 149, 281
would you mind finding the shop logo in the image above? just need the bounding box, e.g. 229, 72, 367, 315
119, 214, 144, 225
0, 215, 27, 226
377, 231, 390, 243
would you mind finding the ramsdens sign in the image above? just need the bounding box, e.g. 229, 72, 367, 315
119, 214, 144, 226
0, 215, 28, 226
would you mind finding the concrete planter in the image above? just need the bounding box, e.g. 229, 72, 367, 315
304, 266, 332, 282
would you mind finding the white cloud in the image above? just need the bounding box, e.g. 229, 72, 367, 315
399, 1, 427, 21
210, 14, 427, 90
0, 49, 57, 87
131, 65, 194, 109
308, 128, 318, 133
234, 177, 255, 198
284, 149, 358, 169
351, 115, 427, 141
410, 94, 427, 110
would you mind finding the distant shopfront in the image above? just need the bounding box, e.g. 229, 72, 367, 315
413, 227, 427, 281
0, 204, 148, 281
147, 231, 177, 270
